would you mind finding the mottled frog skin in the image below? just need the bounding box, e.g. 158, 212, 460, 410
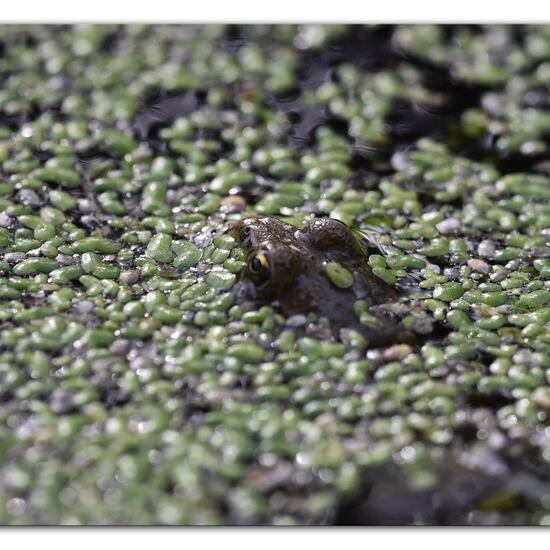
229, 216, 400, 338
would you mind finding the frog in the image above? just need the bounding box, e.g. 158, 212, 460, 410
228, 215, 405, 342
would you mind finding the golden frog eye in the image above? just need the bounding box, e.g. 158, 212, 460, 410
248, 251, 269, 276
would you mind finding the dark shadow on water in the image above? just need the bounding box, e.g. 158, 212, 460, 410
133, 88, 205, 142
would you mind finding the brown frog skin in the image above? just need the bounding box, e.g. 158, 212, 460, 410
228, 216, 401, 339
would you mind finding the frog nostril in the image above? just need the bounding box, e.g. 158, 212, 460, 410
287, 111, 302, 124
242, 226, 253, 242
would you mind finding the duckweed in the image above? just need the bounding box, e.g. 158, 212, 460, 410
12, 257, 59, 275
324, 261, 354, 288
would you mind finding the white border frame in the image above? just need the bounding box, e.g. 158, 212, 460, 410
1, 1, 550, 23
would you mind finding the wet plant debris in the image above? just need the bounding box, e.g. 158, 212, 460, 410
0, 24, 550, 525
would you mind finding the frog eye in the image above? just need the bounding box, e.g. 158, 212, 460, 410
247, 251, 269, 278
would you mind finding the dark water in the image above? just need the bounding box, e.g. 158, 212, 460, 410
131, 25, 493, 160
